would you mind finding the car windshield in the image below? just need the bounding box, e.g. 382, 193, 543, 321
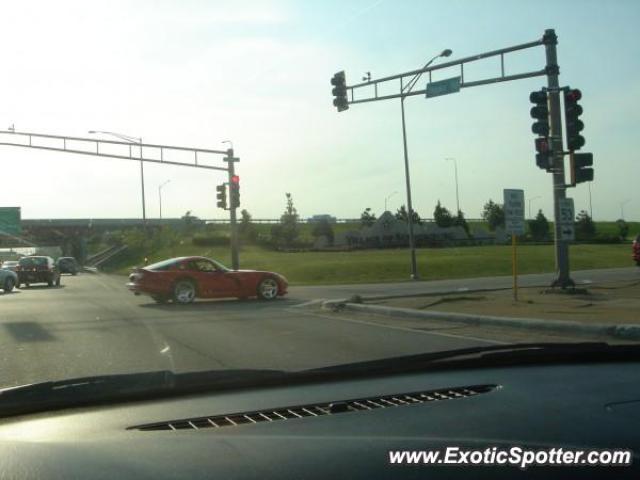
0, 0, 638, 406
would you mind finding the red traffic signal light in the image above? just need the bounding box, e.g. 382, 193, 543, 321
535, 137, 552, 171
231, 175, 240, 184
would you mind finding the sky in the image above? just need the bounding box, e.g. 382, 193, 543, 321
0, 0, 638, 222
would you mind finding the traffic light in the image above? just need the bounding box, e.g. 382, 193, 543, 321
529, 90, 549, 137
570, 152, 593, 185
535, 137, 552, 171
564, 89, 585, 151
331, 71, 349, 112
216, 183, 227, 210
229, 175, 240, 209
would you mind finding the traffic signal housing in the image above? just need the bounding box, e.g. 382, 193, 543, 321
229, 175, 240, 209
530, 90, 549, 137
570, 152, 593, 185
564, 89, 585, 151
331, 71, 349, 112
216, 183, 227, 210
535, 137, 552, 171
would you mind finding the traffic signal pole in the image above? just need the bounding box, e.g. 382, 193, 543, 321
543, 29, 574, 288
226, 149, 240, 270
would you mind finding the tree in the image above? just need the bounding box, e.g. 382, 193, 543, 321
271, 193, 300, 247
181, 210, 200, 233
360, 207, 376, 227
575, 210, 596, 239
528, 209, 550, 241
452, 210, 470, 236
311, 219, 334, 245
616, 219, 629, 240
481, 200, 505, 231
433, 200, 453, 228
395, 205, 421, 224
239, 209, 256, 240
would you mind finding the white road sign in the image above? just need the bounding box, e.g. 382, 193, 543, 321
558, 198, 575, 241
503, 189, 525, 235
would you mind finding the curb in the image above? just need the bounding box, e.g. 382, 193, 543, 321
321, 301, 640, 341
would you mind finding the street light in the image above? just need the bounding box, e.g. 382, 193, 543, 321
528, 195, 541, 219
88, 130, 146, 229
384, 191, 398, 212
620, 199, 631, 220
400, 48, 452, 280
445, 157, 460, 213
158, 180, 171, 220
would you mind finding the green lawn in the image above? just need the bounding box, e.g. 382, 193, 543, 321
109, 243, 633, 286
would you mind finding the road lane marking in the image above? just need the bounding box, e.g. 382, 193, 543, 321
290, 309, 506, 345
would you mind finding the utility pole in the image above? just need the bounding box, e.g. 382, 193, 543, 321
159, 180, 170, 220
139, 138, 147, 237
446, 157, 460, 213
226, 149, 240, 270
544, 29, 573, 288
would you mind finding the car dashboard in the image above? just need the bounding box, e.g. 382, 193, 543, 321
0, 361, 638, 479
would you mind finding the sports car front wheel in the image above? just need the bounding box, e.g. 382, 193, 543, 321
173, 280, 196, 304
257, 277, 279, 300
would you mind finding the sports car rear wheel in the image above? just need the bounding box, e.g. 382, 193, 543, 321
257, 277, 279, 300
173, 280, 196, 304
4, 277, 15, 293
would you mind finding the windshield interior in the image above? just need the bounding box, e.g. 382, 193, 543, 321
0, 0, 638, 405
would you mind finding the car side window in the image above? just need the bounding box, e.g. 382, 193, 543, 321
182, 261, 198, 271
195, 260, 217, 272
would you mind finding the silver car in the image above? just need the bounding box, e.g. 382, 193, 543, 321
0, 266, 18, 292
1, 260, 19, 272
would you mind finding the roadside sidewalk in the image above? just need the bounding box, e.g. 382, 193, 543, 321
312, 280, 640, 341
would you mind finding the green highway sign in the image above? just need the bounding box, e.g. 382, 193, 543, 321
0, 207, 21, 236
426, 76, 461, 98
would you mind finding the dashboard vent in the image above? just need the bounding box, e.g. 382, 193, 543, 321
131, 384, 496, 432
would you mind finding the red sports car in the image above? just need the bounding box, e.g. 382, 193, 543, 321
126, 256, 288, 304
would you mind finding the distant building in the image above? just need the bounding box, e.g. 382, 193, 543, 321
334, 210, 470, 248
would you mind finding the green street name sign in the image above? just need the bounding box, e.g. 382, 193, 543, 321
426, 76, 461, 98
0, 207, 21, 236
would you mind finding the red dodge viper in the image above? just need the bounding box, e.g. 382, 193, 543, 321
127, 256, 288, 304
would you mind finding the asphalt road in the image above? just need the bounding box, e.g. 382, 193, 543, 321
0, 273, 498, 389
2, 268, 636, 389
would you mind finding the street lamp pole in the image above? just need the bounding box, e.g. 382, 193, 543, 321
384, 191, 398, 212
528, 195, 541, 219
445, 157, 459, 213
400, 48, 452, 280
89, 130, 146, 229
620, 199, 630, 220
158, 180, 170, 220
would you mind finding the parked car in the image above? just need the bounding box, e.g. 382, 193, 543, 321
127, 256, 288, 304
56, 256, 79, 275
1, 260, 19, 272
633, 234, 640, 266
0, 267, 18, 292
15, 256, 61, 288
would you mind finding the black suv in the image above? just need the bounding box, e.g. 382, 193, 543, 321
56, 256, 79, 275
16, 256, 61, 288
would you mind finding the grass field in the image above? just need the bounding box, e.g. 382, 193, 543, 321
108, 242, 634, 286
